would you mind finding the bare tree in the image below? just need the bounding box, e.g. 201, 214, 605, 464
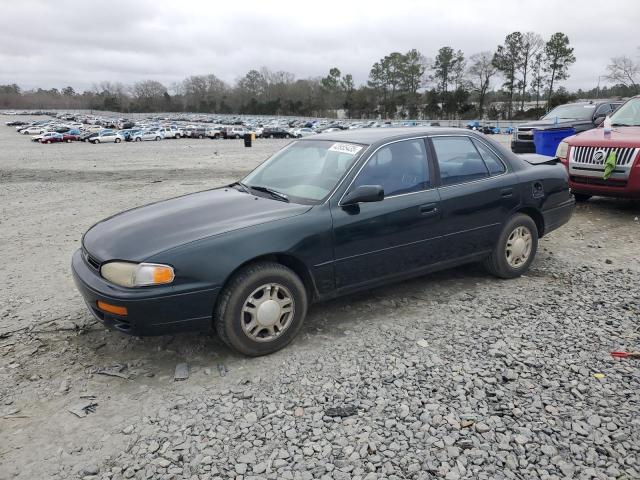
605, 55, 639, 93
519, 32, 543, 110
468, 51, 497, 118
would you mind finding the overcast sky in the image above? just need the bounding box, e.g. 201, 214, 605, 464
1, 0, 638, 92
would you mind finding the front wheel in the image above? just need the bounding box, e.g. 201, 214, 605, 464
115, 138, 121, 143
93, 139, 100, 144
214, 262, 308, 356
483, 214, 538, 279
175, 134, 181, 139
573, 193, 591, 202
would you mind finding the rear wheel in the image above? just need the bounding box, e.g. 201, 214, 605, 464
176, 134, 181, 139
484, 213, 538, 279
93, 139, 100, 144
573, 193, 591, 202
115, 138, 121, 143
198, 134, 203, 139
214, 262, 308, 356
269, 134, 274, 139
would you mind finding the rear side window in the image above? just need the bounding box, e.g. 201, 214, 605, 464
431, 136, 489, 186
472, 139, 506, 175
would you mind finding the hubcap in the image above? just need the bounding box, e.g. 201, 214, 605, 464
505, 226, 532, 268
241, 283, 294, 342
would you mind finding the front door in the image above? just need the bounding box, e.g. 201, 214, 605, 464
331, 138, 442, 290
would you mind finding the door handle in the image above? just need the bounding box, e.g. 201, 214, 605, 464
419, 203, 439, 217
500, 188, 514, 198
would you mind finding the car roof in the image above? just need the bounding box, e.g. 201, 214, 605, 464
301, 127, 475, 145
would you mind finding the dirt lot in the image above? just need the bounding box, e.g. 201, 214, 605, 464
1, 116, 639, 480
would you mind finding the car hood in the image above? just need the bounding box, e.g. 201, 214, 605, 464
83, 187, 311, 262
566, 126, 640, 147
518, 119, 589, 129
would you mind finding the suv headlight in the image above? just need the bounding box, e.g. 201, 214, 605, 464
555, 141, 569, 159
100, 262, 175, 287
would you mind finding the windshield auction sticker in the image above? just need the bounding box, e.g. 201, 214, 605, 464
329, 143, 364, 155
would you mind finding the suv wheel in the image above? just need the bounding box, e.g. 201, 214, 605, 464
215, 262, 308, 356
484, 213, 538, 279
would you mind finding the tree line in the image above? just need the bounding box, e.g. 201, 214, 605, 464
1, 34, 638, 120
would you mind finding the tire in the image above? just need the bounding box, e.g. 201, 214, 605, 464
115, 138, 121, 143
93, 139, 100, 144
67, 139, 72, 143
269, 134, 274, 139
198, 134, 203, 139
285, 134, 290, 138
155, 136, 160, 141
135, 137, 141, 142
235, 135, 240, 139
214, 262, 308, 356
573, 193, 591, 202
176, 134, 181, 139
483, 213, 538, 279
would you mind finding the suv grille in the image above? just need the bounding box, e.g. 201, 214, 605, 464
571, 146, 638, 166
516, 127, 533, 141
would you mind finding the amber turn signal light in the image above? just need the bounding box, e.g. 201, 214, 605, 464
97, 301, 128, 317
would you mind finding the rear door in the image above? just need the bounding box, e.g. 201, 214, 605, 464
331, 138, 443, 289
430, 135, 518, 259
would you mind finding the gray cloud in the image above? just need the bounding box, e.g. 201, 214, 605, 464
1, 0, 639, 92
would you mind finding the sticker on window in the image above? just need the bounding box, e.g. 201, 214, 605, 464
329, 143, 363, 155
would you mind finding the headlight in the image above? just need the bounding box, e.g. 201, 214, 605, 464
555, 141, 569, 158
100, 262, 175, 287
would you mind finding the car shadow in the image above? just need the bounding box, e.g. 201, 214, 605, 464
68, 262, 492, 372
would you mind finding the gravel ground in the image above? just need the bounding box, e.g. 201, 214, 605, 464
0, 115, 639, 480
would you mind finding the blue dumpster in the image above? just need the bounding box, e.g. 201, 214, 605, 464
532, 128, 575, 156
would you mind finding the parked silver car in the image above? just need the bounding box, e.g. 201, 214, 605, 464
91, 132, 125, 144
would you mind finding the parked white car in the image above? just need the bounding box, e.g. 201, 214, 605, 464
21, 126, 48, 135
206, 126, 225, 139
131, 129, 164, 142
160, 127, 182, 139
91, 132, 125, 144
293, 127, 317, 138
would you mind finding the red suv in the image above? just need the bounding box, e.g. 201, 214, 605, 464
556, 96, 640, 200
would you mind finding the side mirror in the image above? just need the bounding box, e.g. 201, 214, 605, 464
341, 185, 384, 206
593, 115, 606, 126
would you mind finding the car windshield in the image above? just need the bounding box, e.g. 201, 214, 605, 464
609, 97, 640, 126
542, 104, 596, 120
241, 140, 365, 204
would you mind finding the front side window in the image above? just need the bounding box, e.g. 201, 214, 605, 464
351, 139, 430, 197
432, 136, 489, 186
242, 140, 363, 203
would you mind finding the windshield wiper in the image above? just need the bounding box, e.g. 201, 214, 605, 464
247, 185, 289, 202
229, 181, 251, 193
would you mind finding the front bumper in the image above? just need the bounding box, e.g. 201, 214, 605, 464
542, 197, 575, 235
71, 249, 218, 336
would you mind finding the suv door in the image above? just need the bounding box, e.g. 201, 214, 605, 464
430, 135, 518, 260
331, 138, 442, 289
